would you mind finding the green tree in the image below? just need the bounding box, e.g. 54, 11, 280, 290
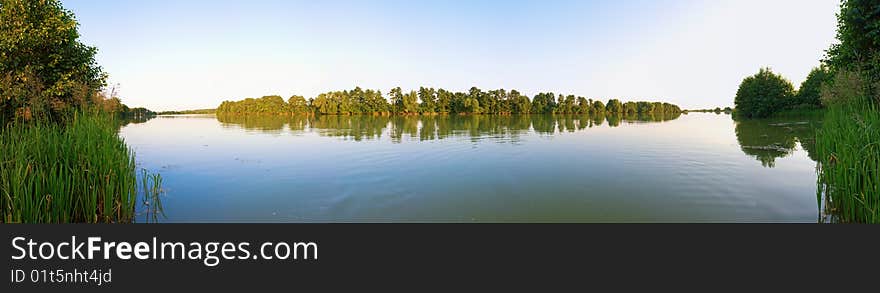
365, 89, 389, 114
623, 101, 637, 114
558, 95, 575, 114
488, 89, 508, 114
418, 87, 437, 113
288, 95, 309, 114
825, 0, 880, 83
606, 99, 623, 113
468, 87, 486, 114
509, 90, 530, 114
591, 100, 605, 113
0, 0, 107, 122
577, 97, 590, 114
403, 90, 419, 114
635, 101, 653, 113
796, 66, 831, 108
663, 103, 681, 113
734, 68, 795, 118
389, 87, 418, 114
389, 87, 404, 114
436, 89, 452, 113
215, 88, 682, 118
531, 92, 556, 114
312, 93, 337, 114
257, 95, 286, 114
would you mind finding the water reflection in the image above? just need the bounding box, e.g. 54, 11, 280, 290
215, 112, 683, 143
139, 110, 815, 169
119, 115, 156, 127
121, 112, 822, 222
734, 112, 822, 167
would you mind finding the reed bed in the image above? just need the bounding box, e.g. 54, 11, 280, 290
816, 97, 880, 223
0, 112, 161, 223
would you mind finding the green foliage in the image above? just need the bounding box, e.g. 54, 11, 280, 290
0, 0, 107, 122
436, 89, 453, 113
734, 68, 795, 118
662, 102, 682, 113
821, 69, 868, 107
530, 92, 556, 114
554, 95, 576, 114
591, 100, 605, 113
402, 90, 419, 114
795, 66, 832, 108
418, 87, 437, 113
287, 95, 309, 114
215, 87, 681, 116
0, 111, 161, 223
623, 101, 638, 113
686, 107, 730, 114
817, 96, 879, 223
217, 95, 293, 115
0, 0, 160, 223
814, 0, 880, 223
605, 99, 623, 113
121, 107, 156, 119
824, 0, 880, 82
509, 90, 531, 114
388, 87, 418, 114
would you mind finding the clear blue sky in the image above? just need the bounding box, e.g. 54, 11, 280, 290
62, 0, 839, 111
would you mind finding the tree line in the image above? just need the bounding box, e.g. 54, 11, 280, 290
216, 87, 681, 116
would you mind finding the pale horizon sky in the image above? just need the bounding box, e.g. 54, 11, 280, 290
63, 0, 840, 111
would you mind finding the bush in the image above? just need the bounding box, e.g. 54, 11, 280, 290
734, 68, 795, 118
820, 70, 868, 107
796, 66, 831, 108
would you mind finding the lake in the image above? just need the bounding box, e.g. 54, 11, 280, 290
120, 112, 823, 222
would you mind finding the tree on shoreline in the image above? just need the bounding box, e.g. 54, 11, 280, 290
795, 66, 831, 108
0, 0, 108, 122
734, 68, 795, 118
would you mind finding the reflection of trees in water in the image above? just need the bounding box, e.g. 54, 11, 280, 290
313, 115, 388, 141
216, 114, 294, 134
620, 112, 682, 124
734, 113, 822, 168
216, 113, 683, 143
531, 115, 557, 134
607, 114, 620, 127
591, 112, 605, 127
119, 115, 155, 127
390, 116, 418, 143
217, 114, 388, 141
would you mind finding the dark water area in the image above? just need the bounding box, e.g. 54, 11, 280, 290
121, 112, 822, 222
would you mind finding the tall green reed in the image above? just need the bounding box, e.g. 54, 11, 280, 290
817, 97, 879, 223
0, 111, 162, 223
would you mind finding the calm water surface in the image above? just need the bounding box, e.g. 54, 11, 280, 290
121, 112, 822, 222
